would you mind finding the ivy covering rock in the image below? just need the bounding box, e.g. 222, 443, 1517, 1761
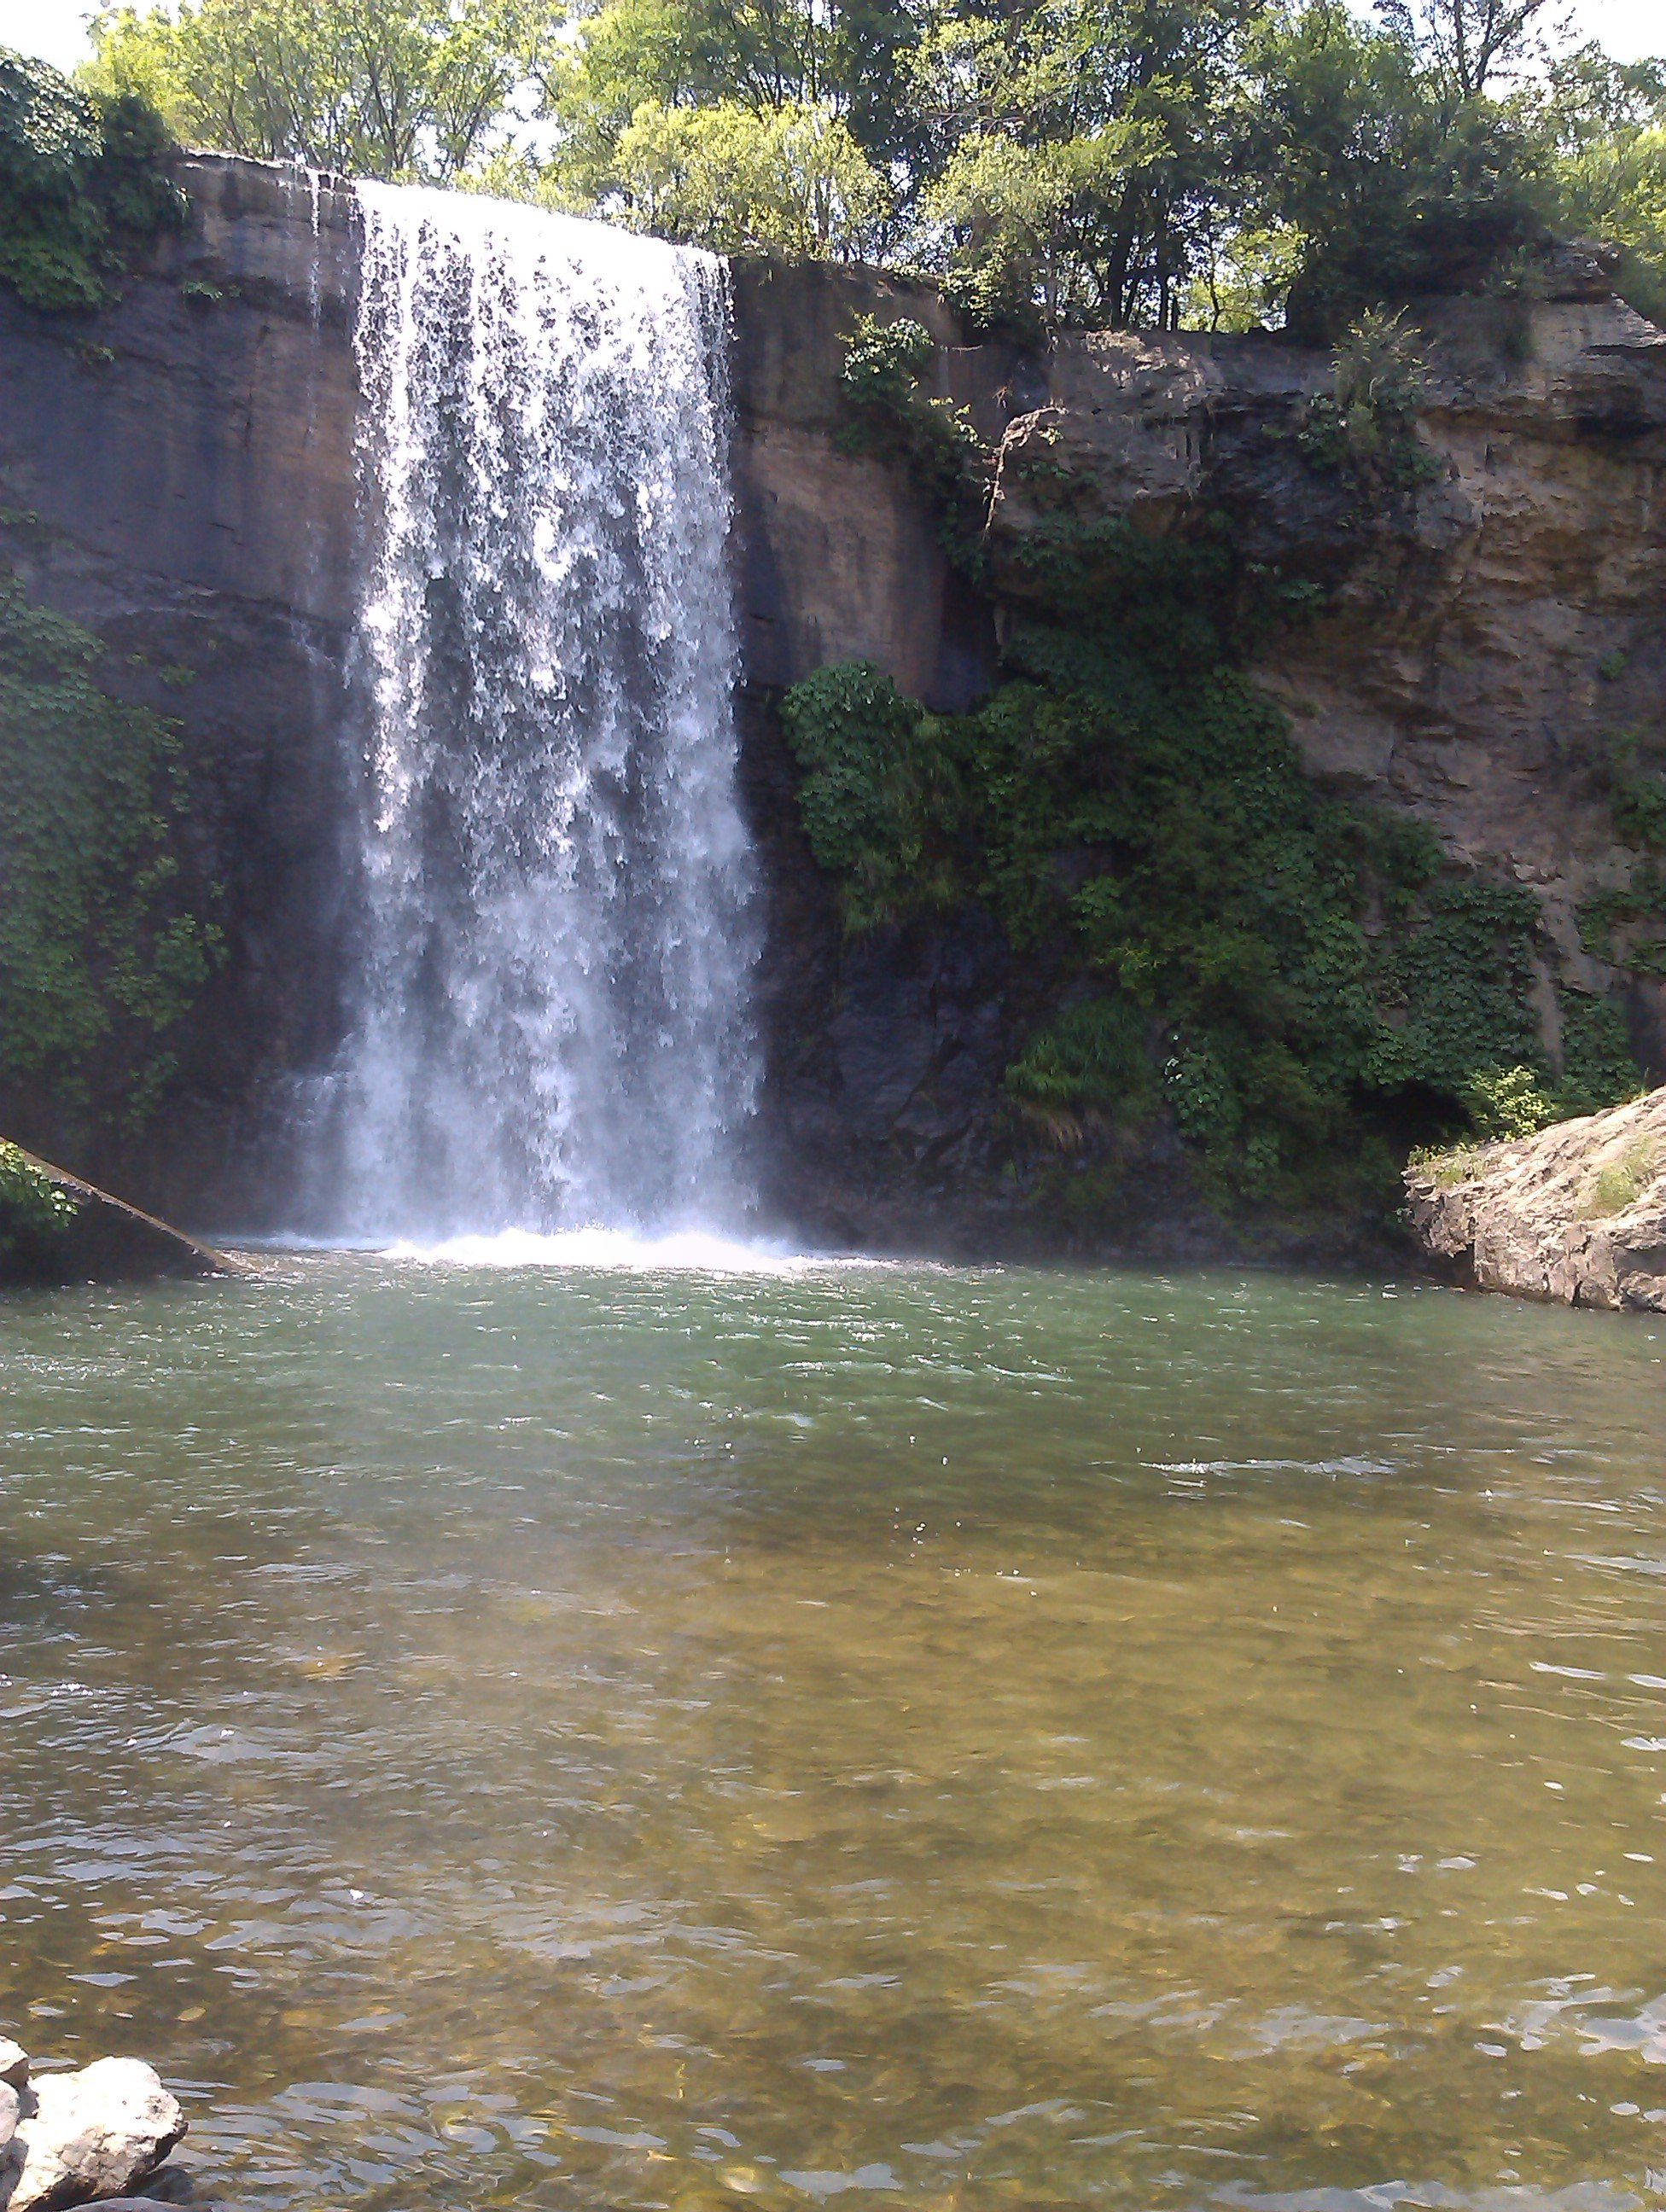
780, 309, 1650, 1221
0, 568, 222, 1143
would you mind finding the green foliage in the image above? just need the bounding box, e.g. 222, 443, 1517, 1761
778, 659, 962, 928
1558, 992, 1645, 1115
839, 311, 934, 415
836, 315, 987, 563
0, 1138, 79, 1256
0, 568, 222, 1124
1582, 1139, 1659, 1219
1460, 1062, 1555, 1140
1005, 995, 1151, 1113
1575, 737, 1666, 976
1537, 45, 1666, 325
782, 563, 1645, 1202
1244, 1, 1552, 343
52, 0, 1666, 344
1410, 1138, 1481, 1185
1605, 733, 1666, 852
86, 0, 538, 183
1364, 879, 1541, 1097
602, 97, 889, 255
0, 45, 183, 310
1298, 308, 1443, 504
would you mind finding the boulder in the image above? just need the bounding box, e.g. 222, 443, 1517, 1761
4, 2058, 185, 2212
1404, 1086, 1666, 1309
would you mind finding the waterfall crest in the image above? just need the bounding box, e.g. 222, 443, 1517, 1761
335, 184, 758, 1239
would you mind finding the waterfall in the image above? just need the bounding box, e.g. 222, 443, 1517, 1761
333, 184, 758, 1241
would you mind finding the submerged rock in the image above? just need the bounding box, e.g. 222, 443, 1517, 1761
3, 2055, 186, 2212
1404, 1086, 1666, 1309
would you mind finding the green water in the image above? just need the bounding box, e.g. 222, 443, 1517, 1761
3, 1255, 1666, 2212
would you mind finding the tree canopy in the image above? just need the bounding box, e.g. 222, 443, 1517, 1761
78, 0, 1666, 335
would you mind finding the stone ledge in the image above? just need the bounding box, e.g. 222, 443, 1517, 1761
1405, 1086, 1666, 1309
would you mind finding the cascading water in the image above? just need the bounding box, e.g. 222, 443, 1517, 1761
331, 183, 758, 1241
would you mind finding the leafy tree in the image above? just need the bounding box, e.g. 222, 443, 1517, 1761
1535, 41, 1666, 154
1, 44, 183, 308
1530, 44, 1666, 322
604, 96, 891, 253
1376, 0, 1558, 102
526, 0, 910, 247
1239, 0, 1548, 338
85, 0, 541, 181
55, 0, 1666, 341
912, 0, 1265, 330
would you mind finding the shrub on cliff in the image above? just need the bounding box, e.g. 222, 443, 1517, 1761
0, 1139, 79, 1262
0, 47, 183, 310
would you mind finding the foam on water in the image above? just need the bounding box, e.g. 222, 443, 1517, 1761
380, 1225, 842, 1274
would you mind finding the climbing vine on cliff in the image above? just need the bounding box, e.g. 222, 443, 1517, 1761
0, 568, 222, 1127
1580, 730, 1666, 977
786, 324, 1646, 1206
0, 48, 184, 311
836, 315, 988, 570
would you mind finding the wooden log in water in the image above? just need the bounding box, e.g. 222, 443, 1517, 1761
0, 1140, 242, 1284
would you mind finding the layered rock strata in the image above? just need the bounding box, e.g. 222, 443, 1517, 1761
1404, 1086, 1666, 1308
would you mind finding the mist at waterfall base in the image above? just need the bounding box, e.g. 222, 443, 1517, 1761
312, 184, 760, 1261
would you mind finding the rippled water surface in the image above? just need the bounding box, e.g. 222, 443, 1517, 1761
3, 1256, 1666, 2212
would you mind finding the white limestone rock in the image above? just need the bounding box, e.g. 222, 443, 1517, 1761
1405, 1085, 1666, 1311
5, 2058, 185, 2212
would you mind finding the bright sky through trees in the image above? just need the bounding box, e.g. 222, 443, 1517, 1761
7, 0, 1665, 337
2, 0, 1661, 79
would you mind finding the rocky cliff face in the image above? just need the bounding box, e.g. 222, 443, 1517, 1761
1405, 1086, 1666, 1310
974, 285, 1666, 1074
732, 264, 1666, 1255
0, 156, 359, 1222
3, 156, 1663, 1254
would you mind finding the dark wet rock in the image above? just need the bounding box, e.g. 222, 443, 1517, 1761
90, 2170, 201, 2208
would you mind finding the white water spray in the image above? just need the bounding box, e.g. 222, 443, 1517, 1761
332, 185, 758, 1240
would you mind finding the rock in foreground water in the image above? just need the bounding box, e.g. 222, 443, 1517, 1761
1405, 1086, 1666, 1310
2, 2055, 186, 2212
